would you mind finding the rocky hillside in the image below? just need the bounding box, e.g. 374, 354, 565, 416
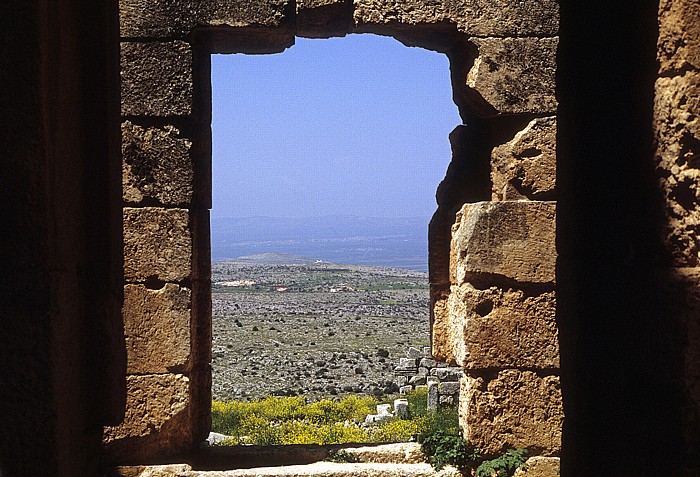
212, 257, 430, 401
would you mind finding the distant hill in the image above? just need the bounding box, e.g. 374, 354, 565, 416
233, 252, 331, 265
210, 215, 430, 271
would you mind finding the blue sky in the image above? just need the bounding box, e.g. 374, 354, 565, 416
211, 34, 461, 220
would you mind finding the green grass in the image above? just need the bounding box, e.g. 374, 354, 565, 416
211, 388, 455, 446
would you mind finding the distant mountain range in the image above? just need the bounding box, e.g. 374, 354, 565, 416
210, 215, 430, 271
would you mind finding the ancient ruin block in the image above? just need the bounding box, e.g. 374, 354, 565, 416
104, 374, 192, 461
431, 288, 456, 364
297, 0, 352, 38
115, 465, 193, 477
447, 283, 558, 369
123, 284, 191, 374
654, 72, 700, 267
465, 37, 557, 116
451, 201, 556, 285
513, 457, 561, 477
123, 207, 192, 282
492, 117, 557, 201
119, 0, 292, 39
121, 41, 193, 116
460, 370, 562, 457
122, 121, 194, 206
353, 0, 558, 37
658, 0, 700, 75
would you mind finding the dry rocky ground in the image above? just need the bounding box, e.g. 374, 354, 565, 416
212, 255, 430, 401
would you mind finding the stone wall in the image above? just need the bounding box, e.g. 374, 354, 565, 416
394, 346, 462, 407
1, 1, 124, 475
6, 0, 700, 475
428, 11, 561, 462
655, 0, 700, 470
556, 0, 698, 474
111, 0, 562, 465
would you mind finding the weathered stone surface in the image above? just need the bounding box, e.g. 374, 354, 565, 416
341, 442, 426, 464
115, 464, 192, 477
104, 374, 192, 460
122, 121, 193, 205
353, 0, 558, 37
121, 41, 192, 116
460, 370, 562, 457
465, 37, 557, 116
119, 0, 291, 38
439, 381, 459, 395
431, 290, 456, 364
658, 0, 700, 75
297, 0, 352, 38
177, 462, 463, 476
512, 457, 560, 477
655, 72, 700, 267
492, 117, 556, 201
124, 207, 192, 282
451, 201, 556, 285
123, 284, 191, 374
447, 283, 558, 369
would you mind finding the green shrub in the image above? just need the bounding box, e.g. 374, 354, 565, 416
420, 428, 479, 471
326, 449, 360, 463
474, 448, 528, 477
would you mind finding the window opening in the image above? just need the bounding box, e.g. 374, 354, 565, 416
209, 34, 459, 445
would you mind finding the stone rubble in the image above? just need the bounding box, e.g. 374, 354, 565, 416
393, 347, 461, 409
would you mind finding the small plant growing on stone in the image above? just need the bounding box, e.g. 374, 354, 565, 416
326, 449, 360, 463
420, 428, 479, 471
474, 448, 528, 477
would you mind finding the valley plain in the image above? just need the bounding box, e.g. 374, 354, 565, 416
211, 253, 430, 401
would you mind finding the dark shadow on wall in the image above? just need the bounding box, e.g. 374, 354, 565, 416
557, 1, 690, 475
0, 1, 125, 476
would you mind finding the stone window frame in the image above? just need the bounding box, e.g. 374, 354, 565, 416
110, 1, 560, 464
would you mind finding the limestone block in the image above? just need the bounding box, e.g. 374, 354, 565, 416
654, 72, 700, 267
447, 283, 558, 369
353, 0, 558, 37
439, 381, 459, 395
492, 117, 556, 201
398, 357, 419, 369
297, 0, 352, 38
104, 374, 192, 460
123, 207, 192, 282
465, 38, 557, 116
122, 121, 193, 205
406, 346, 422, 359
460, 370, 562, 457
430, 367, 461, 381
431, 290, 456, 364
119, 0, 291, 38
439, 395, 455, 406
115, 464, 192, 477
451, 201, 556, 285
123, 284, 191, 374
420, 358, 437, 368
513, 457, 560, 477
121, 41, 192, 116
658, 0, 700, 75
427, 381, 439, 410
